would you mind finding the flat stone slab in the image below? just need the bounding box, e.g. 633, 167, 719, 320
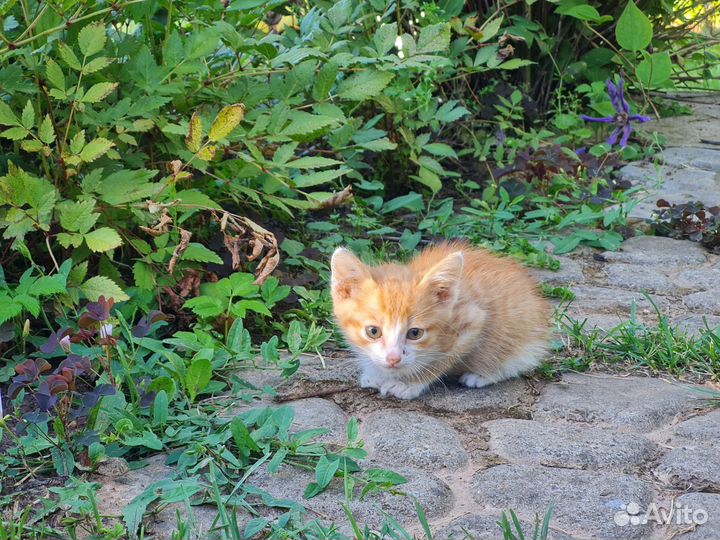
534, 373, 704, 432
684, 290, 720, 314
531, 256, 584, 285
604, 263, 679, 294
672, 314, 720, 336
669, 409, 720, 448
655, 447, 720, 491
283, 398, 348, 444
568, 285, 670, 315
601, 236, 707, 267
674, 269, 720, 291
362, 410, 469, 470
485, 418, 657, 471
421, 379, 530, 414
661, 147, 720, 172
437, 513, 572, 540
248, 463, 453, 528
669, 493, 720, 540
472, 464, 655, 539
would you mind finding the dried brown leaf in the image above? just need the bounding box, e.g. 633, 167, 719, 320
167, 228, 192, 274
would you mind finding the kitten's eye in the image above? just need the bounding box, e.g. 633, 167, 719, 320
365, 326, 382, 339
406, 328, 425, 340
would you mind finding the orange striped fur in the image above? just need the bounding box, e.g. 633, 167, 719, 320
330, 242, 551, 399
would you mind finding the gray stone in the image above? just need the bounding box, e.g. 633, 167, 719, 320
638, 100, 720, 148
601, 236, 706, 266
485, 419, 657, 471
421, 379, 530, 414
531, 257, 584, 285
362, 410, 469, 469
472, 464, 655, 539
284, 398, 348, 444
437, 514, 572, 540
661, 147, 720, 172
561, 311, 649, 333
534, 373, 704, 432
568, 285, 669, 315
672, 314, 720, 336
655, 447, 720, 491
674, 269, 720, 291
248, 463, 453, 528
670, 409, 720, 448
671, 493, 720, 540
604, 263, 678, 294
684, 290, 720, 314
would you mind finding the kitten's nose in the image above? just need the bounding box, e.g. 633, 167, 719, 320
386, 351, 401, 367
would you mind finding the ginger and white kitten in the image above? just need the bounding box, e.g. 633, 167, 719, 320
330, 242, 550, 399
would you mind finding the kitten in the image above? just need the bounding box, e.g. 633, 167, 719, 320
330, 242, 551, 399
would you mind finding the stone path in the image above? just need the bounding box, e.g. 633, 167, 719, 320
92, 96, 720, 540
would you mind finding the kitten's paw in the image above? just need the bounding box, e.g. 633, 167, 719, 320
359, 370, 383, 390
379, 380, 427, 400
459, 372, 493, 388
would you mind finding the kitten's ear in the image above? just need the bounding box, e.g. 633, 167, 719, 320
331, 248, 369, 300
418, 251, 463, 303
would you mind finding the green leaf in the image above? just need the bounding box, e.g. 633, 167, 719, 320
0, 0, 18, 17
337, 70, 394, 101
208, 104, 245, 142
186, 358, 212, 402
96, 169, 160, 205
133, 261, 155, 290
45, 58, 65, 91
357, 137, 397, 151
80, 276, 129, 302
83, 57, 114, 74
477, 16, 503, 43
497, 59, 536, 70
315, 456, 339, 489
79, 138, 114, 162
0, 296, 22, 324
38, 115, 55, 144
0, 101, 19, 126
84, 227, 123, 252
230, 416, 260, 453
80, 82, 118, 103
293, 168, 349, 188
286, 156, 344, 169
551, 235, 582, 254
58, 199, 99, 233
313, 60, 338, 101
21, 100, 34, 130
382, 192, 424, 213
58, 42, 81, 71
125, 431, 163, 450
374, 22, 398, 55
15, 294, 40, 317
616, 1, 652, 51
152, 390, 168, 426
417, 23, 451, 53
181, 243, 223, 264
183, 296, 224, 318
636, 51, 672, 88
423, 142, 457, 158
1, 126, 29, 140
230, 299, 272, 318
556, 3, 610, 23
78, 23, 106, 57
21, 140, 43, 153
32, 274, 67, 296
280, 112, 340, 138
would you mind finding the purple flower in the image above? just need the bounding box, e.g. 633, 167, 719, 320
581, 78, 651, 148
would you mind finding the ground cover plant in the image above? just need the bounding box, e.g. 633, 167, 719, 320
1, 0, 719, 537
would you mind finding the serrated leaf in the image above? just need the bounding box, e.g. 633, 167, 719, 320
46, 59, 65, 90
374, 23, 398, 55
32, 274, 67, 296
293, 168, 349, 188
185, 112, 202, 153
84, 227, 123, 252
183, 296, 224, 318
58, 42, 81, 71
280, 112, 340, 138
83, 56, 114, 74
80, 276, 129, 302
14, 294, 40, 317
81, 82, 118, 103
417, 23, 450, 53
70, 130, 86, 154
133, 261, 154, 290
208, 104, 245, 142
0, 101, 19, 126
196, 145, 216, 161
181, 243, 223, 264
57, 232, 84, 248
0, 296, 22, 325
1, 126, 29, 140
79, 138, 113, 162
78, 23, 106, 57
312, 61, 338, 101
21, 140, 43, 152
616, 1, 652, 52
21, 100, 34, 129
337, 70, 394, 101
38, 115, 55, 144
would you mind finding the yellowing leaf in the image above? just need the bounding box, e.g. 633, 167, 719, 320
208, 104, 245, 142
78, 23, 107, 57
79, 137, 114, 162
80, 275, 129, 302
197, 145, 217, 161
83, 56, 114, 74
185, 112, 202, 152
84, 227, 123, 252
81, 82, 118, 103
